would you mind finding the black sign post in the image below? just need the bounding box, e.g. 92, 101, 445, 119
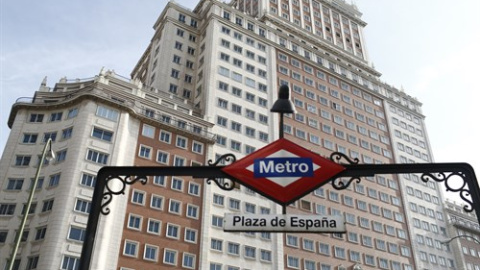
78, 86, 480, 269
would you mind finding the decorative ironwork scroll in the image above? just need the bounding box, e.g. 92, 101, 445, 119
421, 171, 473, 213
330, 152, 359, 165
329, 152, 360, 190
206, 153, 237, 191
101, 175, 147, 215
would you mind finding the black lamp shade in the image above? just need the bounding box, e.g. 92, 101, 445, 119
270, 85, 296, 114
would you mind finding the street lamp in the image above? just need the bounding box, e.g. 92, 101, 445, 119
7, 138, 55, 270
270, 84, 295, 139
440, 234, 480, 245
353, 264, 363, 270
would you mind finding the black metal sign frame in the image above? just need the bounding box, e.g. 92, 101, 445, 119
79, 151, 479, 270
79, 85, 480, 269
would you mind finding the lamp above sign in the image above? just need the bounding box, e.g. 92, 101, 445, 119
221, 138, 346, 205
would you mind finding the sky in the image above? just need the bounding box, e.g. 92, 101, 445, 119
1, 1, 479, 202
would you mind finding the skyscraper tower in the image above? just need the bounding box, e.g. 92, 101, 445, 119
0, 0, 460, 269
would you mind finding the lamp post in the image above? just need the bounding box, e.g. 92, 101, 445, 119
7, 138, 55, 270
440, 234, 480, 245
270, 84, 295, 215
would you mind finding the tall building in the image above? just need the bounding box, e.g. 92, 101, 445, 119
0, 70, 214, 269
443, 200, 480, 270
0, 0, 465, 269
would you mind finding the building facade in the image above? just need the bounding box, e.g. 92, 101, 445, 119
444, 200, 480, 270
0, 0, 467, 269
0, 70, 214, 269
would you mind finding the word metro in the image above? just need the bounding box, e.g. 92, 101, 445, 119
254, 157, 314, 178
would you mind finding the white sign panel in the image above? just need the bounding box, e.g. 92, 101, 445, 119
224, 214, 346, 233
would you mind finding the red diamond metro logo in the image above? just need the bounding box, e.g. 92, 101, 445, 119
221, 138, 346, 205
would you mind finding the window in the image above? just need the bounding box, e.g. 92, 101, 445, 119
61, 127, 73, 140
245, 145, 255, 154
224, 199, 240, 212
171, 177, 183, 191
245, 203, 256, 213
41, 199, 54, 212
259, 114, 268, 124
0, 204, 16, 216
48, 173, 60, 187
68, 226, 86, 242
96, 105, 119, 121
212, 215, 224, 227
225, 242, 240, 256
303, 239, 315, 251
287, 256, 300, 268
230, 121, 242, 132
348, 232, 359, 243
357, 200, 367, 211
74, 199, 91, 214
49, 112, 63, 122
6, 178, 23, 191
259, 132, 269, 142
35, 226, 47, 240
192, 141, 204, 154
334, 246, 346, 259
144, 244, 158, 261
152, 176, 166, 187
213, 194, 224, 206
142, 124, 155, 138
80, 173, 97, 187
244, 246, 256, 259
138, 145, 152, 159
287, 235, 298, 247
166, 223, 180, 239
376, 239, 386, 251
174, 156, 185, 166
211, 238, 223, 251
169, 199, 181, 214
210, 263, 222, 270
365, 255, 375, 266
362, 235, 373, 247
164, 249, 177, 265
131, 190, 145, 205
92, 127, 113, 142
217, 116, 227, 127
147, 219, 161, 234
29, 113, 44, 123
22, 133, 38, 144
182, 253, 196, 269
171, 69, 180, 78
123, 240, 138, 257
230, 140, 241, 151
128, 214, 142, 230
26, 256, 39, 269
61, 256, 80, 270
188, 182, 200, 196
185, 228, 197, 243
159, 130, 171, 143
150, 194, 164, 210
156, 150, 169, 164
186, 204, 199, 219
245, 126, 256, 137
319, 243, 330, 255
15, 155, 31, 166
86, 149, 109, 164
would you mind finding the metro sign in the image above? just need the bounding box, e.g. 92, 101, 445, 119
222, 138, 346, 205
